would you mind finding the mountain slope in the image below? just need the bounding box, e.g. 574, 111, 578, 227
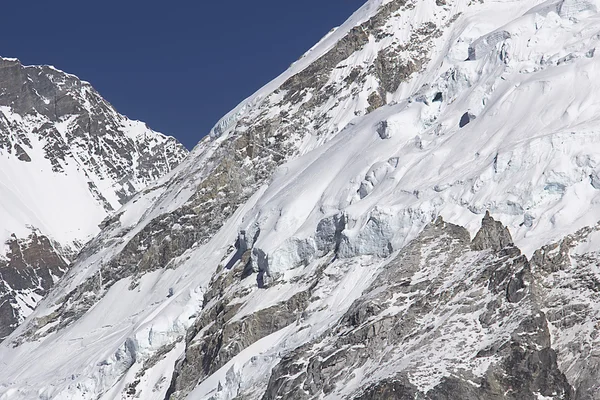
4, 0, 600, 398
0, 57, 188, 340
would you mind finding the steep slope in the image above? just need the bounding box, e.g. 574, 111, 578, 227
258, 215, 573, 400
4, 0, 600, 398
0, 57, 188, 340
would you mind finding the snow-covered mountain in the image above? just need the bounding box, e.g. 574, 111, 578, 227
0, 57, 188, 340
4, 0, 600, 398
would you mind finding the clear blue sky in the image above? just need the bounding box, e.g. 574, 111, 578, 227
0, 1, 366, 149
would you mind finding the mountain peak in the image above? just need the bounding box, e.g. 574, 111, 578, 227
471, 211, 514, 251
0, 57, 188, 341
6, 0, 600, 398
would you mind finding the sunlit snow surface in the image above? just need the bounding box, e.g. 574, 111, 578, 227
0, 77, 185, 256
0, 125, 107, 248
4, 0, 600, 398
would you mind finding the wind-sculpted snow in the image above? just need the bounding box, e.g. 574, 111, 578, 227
6, 0, 600, 398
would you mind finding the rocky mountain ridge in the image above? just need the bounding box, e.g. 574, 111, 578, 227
0, 56, 187, 340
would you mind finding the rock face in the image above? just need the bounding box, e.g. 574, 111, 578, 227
0, 57, 188, 340
471, 211, 514, 251
6, 0, 600, 399
261, 216, 573, 399
0, 232, 67, 340
0, 57, 186, 204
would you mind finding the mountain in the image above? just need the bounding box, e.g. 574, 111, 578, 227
0, 57, 188, 340
3, 0, 600, 398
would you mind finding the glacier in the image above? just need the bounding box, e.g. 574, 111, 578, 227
3, 0, 600, 398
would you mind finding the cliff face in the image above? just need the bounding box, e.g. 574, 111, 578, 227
0, 57, 188, 340
3, 0, 600, 399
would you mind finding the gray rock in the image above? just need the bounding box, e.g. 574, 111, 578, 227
314, 213, 346, 255
0, 232, 67, 341
260, 215, 573, 400
471, 211, 514, 251
459, 111, 476, 128
0, 57, 188, 340
166, 288, 311, 399
376, 120, 390, 139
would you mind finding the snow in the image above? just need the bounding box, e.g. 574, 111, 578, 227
0, 88, 185, 257
241, 0, 600, 260
0, 57, 187, 372
6, 0, 600, 398
188, 326, 294, 400
0, 170, 267, 399
0, 134, 107, 248
204, 0, 388, 143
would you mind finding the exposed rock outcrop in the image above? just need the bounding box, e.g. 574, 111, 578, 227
471, 211, 514, 251
12, 0, 449, 345
260, 216, 573, 400
0, 56, 188, 340
0, 233, 67, 341
6, 0, 600, 398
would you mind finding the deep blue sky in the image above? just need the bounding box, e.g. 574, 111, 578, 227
0, 1, 366, 149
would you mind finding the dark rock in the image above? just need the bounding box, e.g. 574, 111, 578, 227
367, 91, 386, 113
14, 144, 31, 162
377, 120, 391, 139
258, 214, 577, 400
0, 232, 68, 341
459, 112, 475, 128
354, 378, 420, 400
166, 290, 311, 399
530, 239, 572, 273
471, 211, 513, 251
